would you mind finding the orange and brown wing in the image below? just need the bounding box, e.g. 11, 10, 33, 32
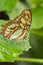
1, 9, 32, 40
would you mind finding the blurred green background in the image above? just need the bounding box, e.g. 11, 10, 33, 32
0, 0, 43, 65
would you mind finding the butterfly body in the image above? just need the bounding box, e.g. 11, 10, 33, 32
1, 9, 32, 40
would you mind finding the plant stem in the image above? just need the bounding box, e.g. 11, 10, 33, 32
15, 58, 43, 64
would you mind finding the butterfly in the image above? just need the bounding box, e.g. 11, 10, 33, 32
1, 9, 32, 40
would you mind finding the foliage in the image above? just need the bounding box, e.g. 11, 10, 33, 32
0, 0, 18, 11
0, 20, 31, 61
0, 0, 31, 62
0, 0, 43, 63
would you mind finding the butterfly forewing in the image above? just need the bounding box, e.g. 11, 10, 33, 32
1, 9, 32, 40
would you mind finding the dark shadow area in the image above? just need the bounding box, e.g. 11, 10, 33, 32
0, 63, 16, 65
0, 11, 9, 20
19, 0, 26, 3
19, 0, 30, 8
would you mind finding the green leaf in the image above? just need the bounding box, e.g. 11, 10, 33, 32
7, 1, 27, 20
31, 27, 43, 37
31, 7, 43, 29
0, 0, 18, 11
0, 20, 31, 62
29, 30, 43, 60
26, 0, 43, 8
27, 0, 43, 4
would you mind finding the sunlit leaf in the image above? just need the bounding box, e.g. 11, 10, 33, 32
0, 20, 31, 62
7, 2, 27, 20
0, 0, 18, 11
